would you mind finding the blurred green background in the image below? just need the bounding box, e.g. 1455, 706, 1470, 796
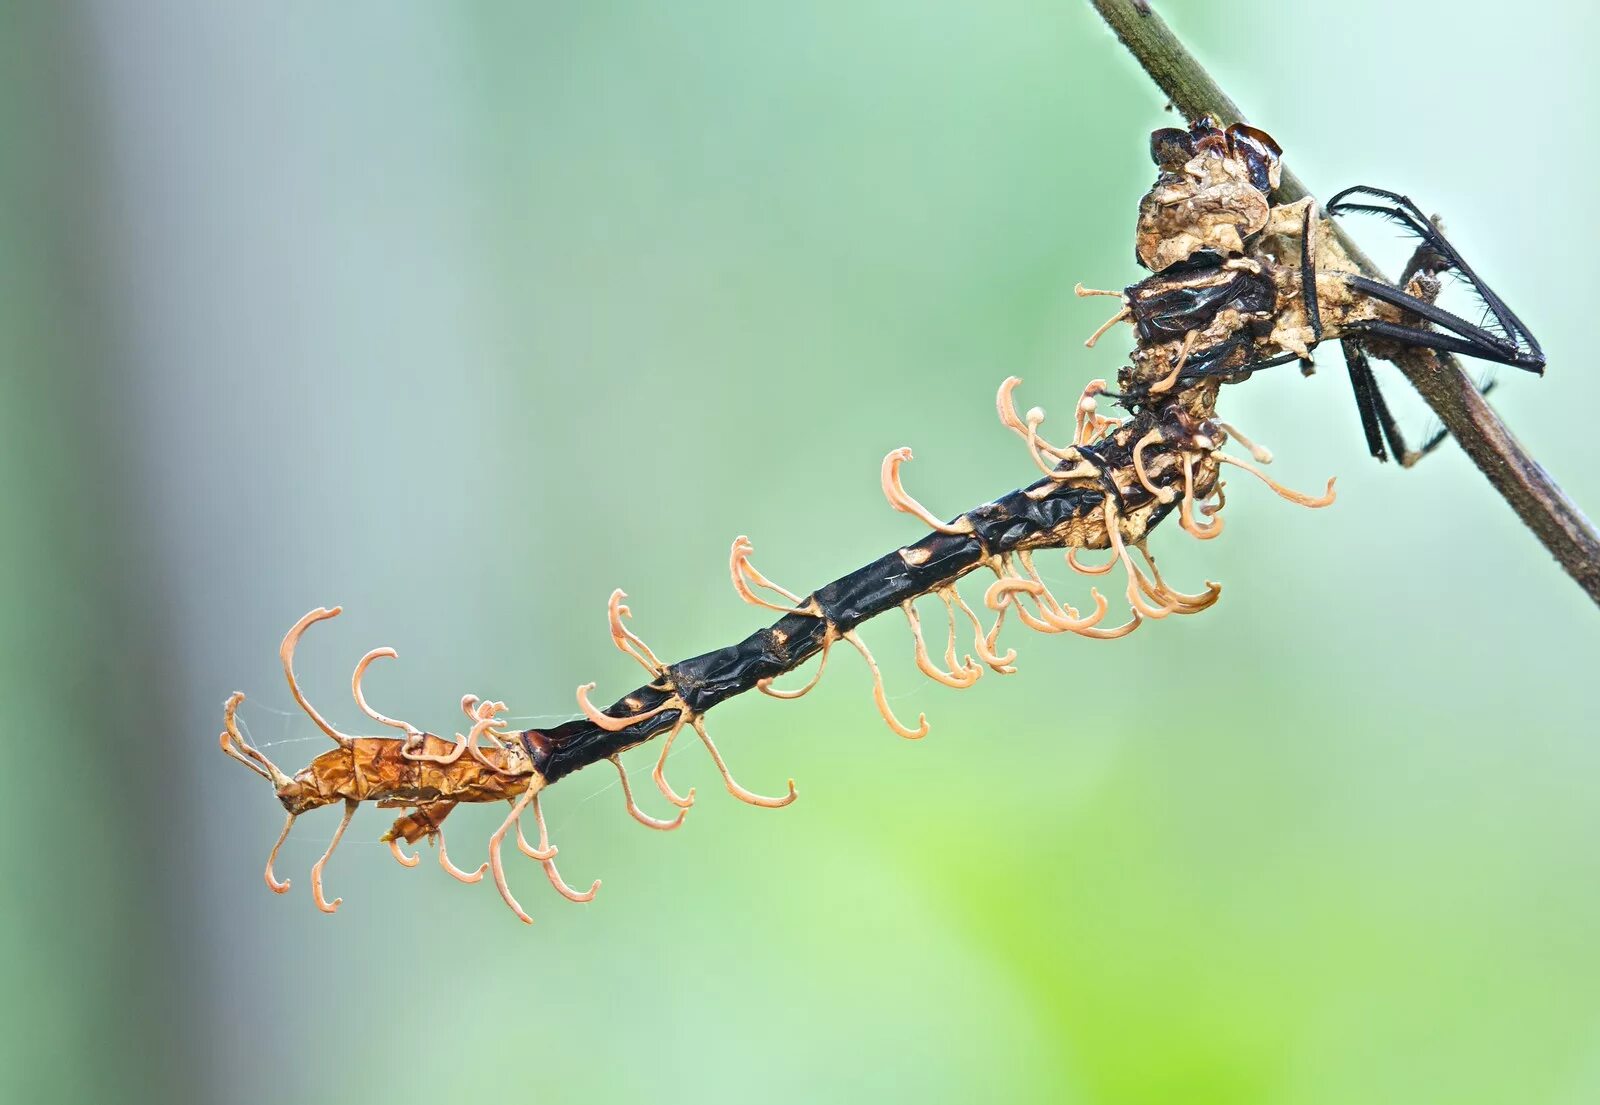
5, 2, 1599, 1102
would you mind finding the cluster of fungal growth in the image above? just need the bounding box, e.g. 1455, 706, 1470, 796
216, 348, 1334, 922
218, 115, 1346, 924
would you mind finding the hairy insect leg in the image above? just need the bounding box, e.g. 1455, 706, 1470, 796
1341, 340, 1408, 463
1410, 379, 1500, 464
309, 799, 358, 914
1174, 347, 1304, 389
1337, 277, 1542, 372
1327, 185, 1543, 364
1299, 200, 1323, 346
1349, 344, 1502, 468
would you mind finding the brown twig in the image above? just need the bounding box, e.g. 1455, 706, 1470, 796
1090, 0, 1600, 609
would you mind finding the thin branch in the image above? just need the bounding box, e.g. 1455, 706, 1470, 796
1091, 0, 1600, 608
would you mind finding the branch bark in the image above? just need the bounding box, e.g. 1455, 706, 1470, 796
1091, 0, 1600, 608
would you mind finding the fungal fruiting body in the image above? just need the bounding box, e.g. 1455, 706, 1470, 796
231, 117, 1498, 923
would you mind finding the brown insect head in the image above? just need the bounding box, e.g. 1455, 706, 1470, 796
1136, 117, 1282, 273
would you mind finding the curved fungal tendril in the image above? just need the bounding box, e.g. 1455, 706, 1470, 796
608, 589, 665, 676
575, 683, 676, 734
1066, 547, 1116, 576
903, 599, 981, 688
1180, 452, 1226, 540
279, 607, 357, 748
842, 630, 931, 739
437, 829, 488, 884
730, 535, 816, 616
351, 648, 423, 738
651, 712, 698, 810
1149, 329, 1199, 396
946, 586, 1018, 674
1103, 497, 1173, 620
310, 799, 358, 914
690, 715, 798, 807
532, 795, 601, 903
1133, 429, 1178, 504
488, 786, 540, 923
1215, 452, 1338, 508
610, 755, 688, 831
758, 631, 833, 700
387, 836, 420, 868
264, 812, 295, 894
882, 448, 974, 535
1136, 544, 1221, 613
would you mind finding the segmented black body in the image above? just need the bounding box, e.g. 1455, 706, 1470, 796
528, 441, 1177, 783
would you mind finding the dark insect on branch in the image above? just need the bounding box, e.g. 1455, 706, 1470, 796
220, 107, 1559, 923
1091, 0, 1599, 606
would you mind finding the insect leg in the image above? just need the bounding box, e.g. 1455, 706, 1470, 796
1410, 377, 1500, 464
1172, 345, 1304, 389
1338, 316, 1527, 370
1340, 340, 1410, 463
1300, 201, 1323, 345
1338, 275, 1541, 372
1327, 185, 1543, 362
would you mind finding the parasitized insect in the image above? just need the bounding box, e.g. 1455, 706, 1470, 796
219, 115, 1543, 923
1084, 119, 1544, 463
